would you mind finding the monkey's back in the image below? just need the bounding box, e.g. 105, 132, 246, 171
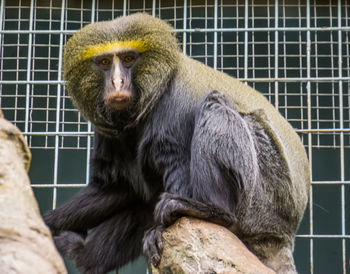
174, 55, 310, 219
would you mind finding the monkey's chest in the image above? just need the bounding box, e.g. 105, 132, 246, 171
119, 158, 155, 201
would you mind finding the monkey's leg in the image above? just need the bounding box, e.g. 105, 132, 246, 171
43, 183, 135, 235
244, 237, 297, 274
54, 206, 152, 274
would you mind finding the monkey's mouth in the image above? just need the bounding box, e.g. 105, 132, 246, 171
114, 96, 128, 102
113, 96, 130, 104
105, 95, 132, 110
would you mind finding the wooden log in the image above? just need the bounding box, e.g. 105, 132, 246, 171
0, 109, 67, 274
152, 217, 275, 274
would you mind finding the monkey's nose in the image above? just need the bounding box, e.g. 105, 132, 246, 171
112, 78, 124, 89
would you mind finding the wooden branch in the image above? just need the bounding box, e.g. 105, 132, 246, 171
152, 217, 275, 274
0, 109, 67, 274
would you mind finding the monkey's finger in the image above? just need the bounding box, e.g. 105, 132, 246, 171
53, 231, 84, 258
143, 225, 164, 267
156, 192, 236, 227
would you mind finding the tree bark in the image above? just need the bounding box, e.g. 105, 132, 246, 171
152, 217, 276, 274
0, 109, 67, 274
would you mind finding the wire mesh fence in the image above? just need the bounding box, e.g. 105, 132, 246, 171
0, 0, 349, 273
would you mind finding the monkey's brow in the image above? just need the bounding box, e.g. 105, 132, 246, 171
82, 40, 148, 60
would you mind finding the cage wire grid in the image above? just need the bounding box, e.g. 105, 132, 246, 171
0, 0, 350, 273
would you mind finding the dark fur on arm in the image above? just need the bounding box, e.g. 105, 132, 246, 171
44, 185, 119, 235
190, 91, 260, 210
143, 91, 260, 265
43, 132, 140, 235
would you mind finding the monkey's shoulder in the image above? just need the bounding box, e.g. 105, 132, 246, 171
170, 56, 310, 191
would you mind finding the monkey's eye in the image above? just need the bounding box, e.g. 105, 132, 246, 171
124, 56, 135, 63
93, 56, 113, 69
123, 55, 135, 64
99, 58, 112, 66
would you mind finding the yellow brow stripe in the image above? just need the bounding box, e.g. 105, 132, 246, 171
82, 40, 148, 59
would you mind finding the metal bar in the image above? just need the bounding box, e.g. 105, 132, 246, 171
45, 0, 53, 148
297, 235, 350, 239
0, 0, 4, 105
85, 0, 96, 185
219, 0, 223, 72
182, 0, 187, 54
235, 3, 239, 78
282, 0, 287, 120
172, 26, 350, 32
213, 0, 218, 70
30, 181, 350, 188
52, 0, 66, 209
16, 127, 350, 136
274, 0, 279, 109
267, 0, 272, 102
244, 0, 248, 83
337, 1, 346, 273
0, 80, 65, 84
204, 0, 208, 66
123, 0, 127, 16
313, 3, 320, 146
346, 1, 350, 132
296, 128, 350, 133
0, 0, 4, 43
312, 181, 350, 185
3, 77, 350, 84
31, 184, 87, 188
152, 0, 156, 17
298, 0, 304, 136
1, 26, 350, 34
0, 0, 3, 28
22, 131, 94, 136
306, 1, 313, 273
24, 0, 35, 140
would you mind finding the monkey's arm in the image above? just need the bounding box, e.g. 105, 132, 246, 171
44, 133, 138, 235
189, 90, 259, 208
43, 183, 136, 235
156, 90, 258, 224
144, 91, 259, 266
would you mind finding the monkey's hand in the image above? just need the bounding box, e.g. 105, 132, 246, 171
143, 225, 165, 267
143, 193, 236, 267
155, 192, 235, 227
53, 231, 85, 257
43, 209, 65, 236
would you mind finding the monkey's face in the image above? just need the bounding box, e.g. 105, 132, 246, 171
63, 13, 181, 135
92, 50, 140, 112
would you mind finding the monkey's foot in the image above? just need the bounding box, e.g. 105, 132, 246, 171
155, 192, 235, 227
54, 232, 103, 274
143, 225, 164, 267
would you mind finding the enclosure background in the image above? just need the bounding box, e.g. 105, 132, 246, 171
0, 0, 349, 273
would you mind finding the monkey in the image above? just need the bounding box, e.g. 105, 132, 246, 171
43, 13, 310, 274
